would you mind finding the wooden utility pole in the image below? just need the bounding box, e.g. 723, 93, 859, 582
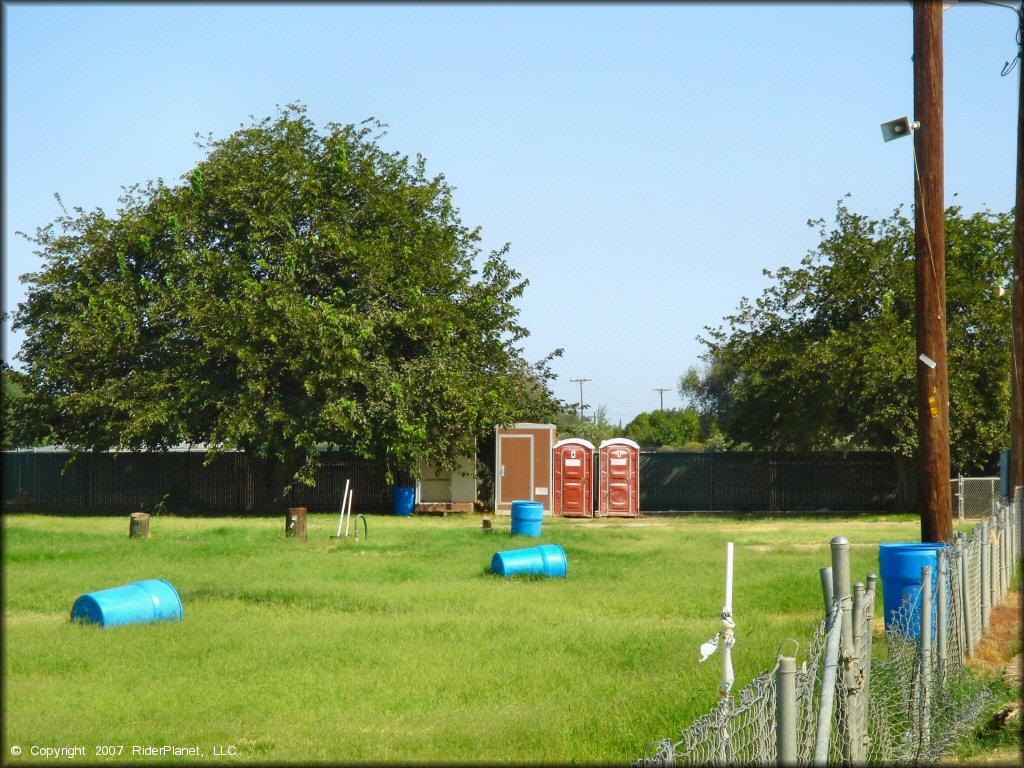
654, 388, 671, 410
570, 377, 590, 421
1012, 3, 1024, 501
914, 0, 953, 542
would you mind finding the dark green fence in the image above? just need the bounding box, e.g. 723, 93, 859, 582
3, 449, 898, 514
638, 451, 898, 512
1, 449, 407, 514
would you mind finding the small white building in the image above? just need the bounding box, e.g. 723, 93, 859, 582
415, 456, 477, 514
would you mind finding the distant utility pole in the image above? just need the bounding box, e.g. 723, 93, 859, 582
1012, 0, 1024, 501
570, 378, 591, 421
913, 0, 953, 542
653, 388, 671, 411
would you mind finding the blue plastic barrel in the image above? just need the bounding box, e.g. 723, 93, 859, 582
510, 500, 544, 536
71, 579, 183, 628
879, 543, 949, 639
392, 486, 415, 516
492, 544, 567, 578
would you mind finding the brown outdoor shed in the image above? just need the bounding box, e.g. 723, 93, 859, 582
494, 423, 556, 515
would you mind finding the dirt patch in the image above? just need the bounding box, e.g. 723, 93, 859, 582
966, 592, 1023, 678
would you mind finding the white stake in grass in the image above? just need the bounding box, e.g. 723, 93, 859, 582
699, 541, 736, 698
343, 488, 354, 537
334, 479, 350, 538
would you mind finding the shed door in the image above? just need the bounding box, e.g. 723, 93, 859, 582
607, 449, 633, 512
499, 434, 533, 506
560, 449, 587, 514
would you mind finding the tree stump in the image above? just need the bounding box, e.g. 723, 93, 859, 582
482, 515, 493, 533
129, 512, 151, 539
285, 507, 308, 541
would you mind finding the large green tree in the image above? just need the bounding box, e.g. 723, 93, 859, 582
13, 105, 559, 511
683, 199, 1013, 476
623, 408, 701, 450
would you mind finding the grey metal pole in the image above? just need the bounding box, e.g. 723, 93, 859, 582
980, 521, 991, 631
813, 604, 843, 767
920, 564, 933, 755
776, 653, 797, 766
1000, 511, 1005, 601
957, 534, 974, 660
864, 573, 877, 760
958, 474, 964, 522
936, 548, 948, 685
851, 582, 867, 764
989, 519, 999, 613
830, 536, 854, 766
820, 566, 834, 619
1002, 508, 1010, 600
831, 537, 854, 655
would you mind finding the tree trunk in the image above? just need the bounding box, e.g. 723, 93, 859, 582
895, 454, 919, 513
245, 450, 303, 514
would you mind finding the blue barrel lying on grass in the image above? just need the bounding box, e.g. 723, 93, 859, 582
510, 500, 544, 536
879, 542, 950, 640
492, 544, 567, 578
71, 579, 184, 628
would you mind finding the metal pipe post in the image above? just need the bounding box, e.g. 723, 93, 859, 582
830, 536, 854, 765
831, 536, 854, 656
851, 582, 867, 763
863, 572, 877, 758
776, 653, 797, 767
813, 605, 843, 767
990, 520, 999, 612
936, 548, 947, 684
980, 521, 991, 631
920, 564, 933, 755
820, 566, 834, 619
957, 534, 974, 659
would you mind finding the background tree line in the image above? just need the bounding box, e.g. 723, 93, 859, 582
680, 198, 1014, 484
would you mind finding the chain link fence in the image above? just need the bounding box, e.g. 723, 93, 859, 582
639, 485, 1021, 766
951, 476, 1003, 522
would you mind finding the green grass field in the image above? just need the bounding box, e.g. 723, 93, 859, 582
3, 512, 923, 764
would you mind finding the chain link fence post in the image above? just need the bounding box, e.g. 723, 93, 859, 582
956, 533, 974, 659
776, 652, 797, 766
936, 549, 948, 687
988, 521, 999, 619
980, 521, 991, 631
919, 564, 933, 757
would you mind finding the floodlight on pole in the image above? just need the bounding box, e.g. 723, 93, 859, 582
880, 116, 921, 142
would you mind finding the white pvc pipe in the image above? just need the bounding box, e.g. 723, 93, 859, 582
720, 541, 735, 699
724, 541, 734, 613
336, 479, 350, 537
344, 488, 354, 537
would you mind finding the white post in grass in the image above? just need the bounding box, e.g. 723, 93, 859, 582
721, 541, 735, 700
697, 541, 736, 766
344, 488, 354, 537
336, 479, 350, 538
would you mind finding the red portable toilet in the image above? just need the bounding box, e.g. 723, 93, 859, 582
598, 438, 640, 517
554, 438, 595, 517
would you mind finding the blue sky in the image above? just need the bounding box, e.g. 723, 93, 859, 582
3, 1, 1019, 427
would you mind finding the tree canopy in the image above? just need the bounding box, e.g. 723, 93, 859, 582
623, 408, 701, 450
682, 199, 1013, 475
12, 104, 560, 510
